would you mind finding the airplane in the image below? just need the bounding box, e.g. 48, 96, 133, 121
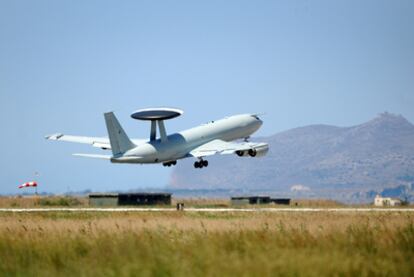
45, 108, 269, 169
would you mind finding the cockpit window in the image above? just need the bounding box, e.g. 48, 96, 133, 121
252, 115, 261, 120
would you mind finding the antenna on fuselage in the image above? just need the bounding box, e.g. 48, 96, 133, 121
131, 107, 183, 143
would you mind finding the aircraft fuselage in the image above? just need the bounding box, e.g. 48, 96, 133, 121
111, 114, 263, 164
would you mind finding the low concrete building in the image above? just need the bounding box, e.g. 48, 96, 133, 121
271, 198, 291, 205
374, 195, 402, 207
231, 196, 291, 206
118, 193, 171, 206
231, 196, 271, 205
89, 194, 118, 207
89, 193, 172, 207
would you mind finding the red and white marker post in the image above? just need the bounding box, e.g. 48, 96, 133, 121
18, 181, 38, 195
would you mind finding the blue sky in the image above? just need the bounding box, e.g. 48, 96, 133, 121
1, 0, 413, 194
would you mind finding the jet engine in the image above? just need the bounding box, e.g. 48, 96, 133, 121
236, 143, 269, 158
236, 150, 249, 157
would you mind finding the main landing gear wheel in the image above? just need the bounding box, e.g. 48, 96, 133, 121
194, 160, 209, 169
163, 161, 177, 167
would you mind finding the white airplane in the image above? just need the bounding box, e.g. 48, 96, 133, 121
46, 108, 269, 169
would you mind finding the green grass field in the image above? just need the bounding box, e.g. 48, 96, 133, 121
0, 211, 413, 276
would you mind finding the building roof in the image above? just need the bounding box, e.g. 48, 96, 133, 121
89, 193, 172, 198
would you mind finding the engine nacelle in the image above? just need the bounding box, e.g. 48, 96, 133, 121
250, 144, 269, 157
236, 150, 250, 157
236, 143, 269, 158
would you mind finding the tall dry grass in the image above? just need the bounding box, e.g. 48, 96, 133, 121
0, 196, 88, 208
0, 196, 349, 209
0, 211, 413, 276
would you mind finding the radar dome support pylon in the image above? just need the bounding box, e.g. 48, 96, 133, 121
131, 107, 183, 143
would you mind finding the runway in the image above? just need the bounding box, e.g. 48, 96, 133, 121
1, 208, 414, 213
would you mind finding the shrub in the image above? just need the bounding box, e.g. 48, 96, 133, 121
38, 197, 82, 207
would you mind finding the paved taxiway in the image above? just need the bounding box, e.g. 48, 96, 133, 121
1, 208, 414, 213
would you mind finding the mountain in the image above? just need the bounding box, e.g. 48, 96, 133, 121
169, 113, 414, 202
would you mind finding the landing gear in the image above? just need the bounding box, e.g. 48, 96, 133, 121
194, 159, 209, 169
163, 161, 177, 167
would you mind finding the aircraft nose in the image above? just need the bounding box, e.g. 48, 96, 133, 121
251, 115, 263, 124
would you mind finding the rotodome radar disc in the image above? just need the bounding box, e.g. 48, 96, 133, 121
131, 107, 183, 121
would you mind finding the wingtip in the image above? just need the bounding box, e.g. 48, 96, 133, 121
45, 133, 64, 140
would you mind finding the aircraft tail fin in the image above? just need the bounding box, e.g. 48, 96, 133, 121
104, 112, 135, 156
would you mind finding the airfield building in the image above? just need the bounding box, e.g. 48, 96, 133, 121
231, 196, 291, 206
374, 195, 402, 207
89, 193, 172, 207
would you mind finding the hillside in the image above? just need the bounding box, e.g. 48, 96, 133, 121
170, 113, 414, 201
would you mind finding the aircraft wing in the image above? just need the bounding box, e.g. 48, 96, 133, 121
45, 133, 112, 149
45, 133, 146, 150
189, 139, 268, 158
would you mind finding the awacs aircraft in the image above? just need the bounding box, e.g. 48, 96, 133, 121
46, 108, 269, 169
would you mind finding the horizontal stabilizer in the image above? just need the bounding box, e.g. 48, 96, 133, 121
73, 154, 112, 160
